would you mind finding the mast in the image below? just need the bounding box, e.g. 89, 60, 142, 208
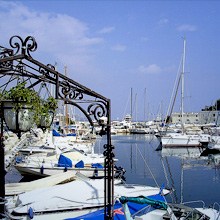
131, 88, 133, 121
181, 38, 186, 133
144, 88, 146, 122
65, 65, 69, 133
135, 93, 137, 123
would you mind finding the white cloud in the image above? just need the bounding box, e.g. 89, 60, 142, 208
97, 27, 115, 34
138, 64, 161, 74
177, 24, 197, 32
111, 44, 126, 52
158, 19, 168, 25
0, 1, 104, 75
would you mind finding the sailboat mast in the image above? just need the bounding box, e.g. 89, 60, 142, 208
144, 88, 146, 122
65, 65, 69, 133
131, 88, 133, 121
136, 93, 137, 123
181, 38, 186, 131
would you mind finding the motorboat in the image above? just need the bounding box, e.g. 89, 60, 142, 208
13, 149, 111, 178
5, 177, 170, 220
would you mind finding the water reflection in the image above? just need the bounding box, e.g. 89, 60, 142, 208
160, 146, 220, 204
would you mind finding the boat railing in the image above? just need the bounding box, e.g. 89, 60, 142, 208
131, 204, 153, 217
211, 202, 220, 212
181, 200, 206, 209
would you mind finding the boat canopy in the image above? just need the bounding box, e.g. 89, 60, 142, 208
92, 163, 104, 169
58, 155, 73, 168
75, 160, 84, 168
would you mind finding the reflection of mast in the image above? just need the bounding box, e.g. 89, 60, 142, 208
130, 144, 133, 172
164, 157, 178, 203
65, 65, 68, 133
181, 158, 184, 203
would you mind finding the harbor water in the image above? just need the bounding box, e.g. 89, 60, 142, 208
6, 134, 220, 206
95, 134, 220, 206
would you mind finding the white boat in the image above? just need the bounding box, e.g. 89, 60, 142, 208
161, 133, 210, 148
14, 149, 110, 178
5, 177, 170, 220
162, 39, 211, 148
14, 163, 105, 178
130, 125, 150, 134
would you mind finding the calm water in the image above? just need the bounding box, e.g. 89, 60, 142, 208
95, 134, 220, 206
5, 134, 220, 206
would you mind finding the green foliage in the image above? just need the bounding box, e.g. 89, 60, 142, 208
0, 82, 58, 128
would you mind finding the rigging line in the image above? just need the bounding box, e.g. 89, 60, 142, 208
165, 156, 178, 203
165, 74, 181, 135
122, 91, 131, 120
160, 156, 175, 203
165, 53, 183, 122
135, 143, 159, 188
132, 93, 137, 118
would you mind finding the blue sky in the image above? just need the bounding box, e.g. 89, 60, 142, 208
0, 1, 220, 121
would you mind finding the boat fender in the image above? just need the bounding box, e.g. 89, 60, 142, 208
94, 167, 98, 177
64, 166, 67, 172
28, 207, 34, 219
40, 166, 44, 175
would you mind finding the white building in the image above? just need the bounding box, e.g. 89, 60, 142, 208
171, 111, 220, 125
172, 112, 200, 124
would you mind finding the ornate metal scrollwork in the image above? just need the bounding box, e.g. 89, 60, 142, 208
15, 62, 26, 74
39, 64, 56, 79
0, 47, 13, 70
87, 102, 107, 126
59, 80, 84, 100
9, 35, 37, 57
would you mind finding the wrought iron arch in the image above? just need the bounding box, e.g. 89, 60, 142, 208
0, 35, 115, 219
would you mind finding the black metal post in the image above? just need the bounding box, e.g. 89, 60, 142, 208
0, 103, 5, 216
104, 100, 114, 220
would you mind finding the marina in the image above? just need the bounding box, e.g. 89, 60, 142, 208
5, 133, 220, 214
1, 5, 220, 217
94, 134, 220, 206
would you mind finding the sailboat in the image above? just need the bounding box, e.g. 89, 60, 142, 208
161, 39, 210, 148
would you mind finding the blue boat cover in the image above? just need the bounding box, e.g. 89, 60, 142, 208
91, 163, 104, 169
75, 160, 84, 168
53, 129, 61, 136
64, 194, 166, 220
53, 129, 76, 136
58, 154, 72, 168
67, 133, 76, 136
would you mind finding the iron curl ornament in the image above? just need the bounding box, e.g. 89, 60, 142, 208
39, 64, 56, 79
9, 35, 37, 57
87, 102, 107, 126
59, 80, 83, 100
0, 46, 13, 69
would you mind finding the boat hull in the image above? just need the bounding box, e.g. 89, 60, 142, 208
14, 164, 105, 178
161, 134, 210, 148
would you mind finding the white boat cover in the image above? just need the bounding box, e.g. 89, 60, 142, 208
8, 179, 169, 214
